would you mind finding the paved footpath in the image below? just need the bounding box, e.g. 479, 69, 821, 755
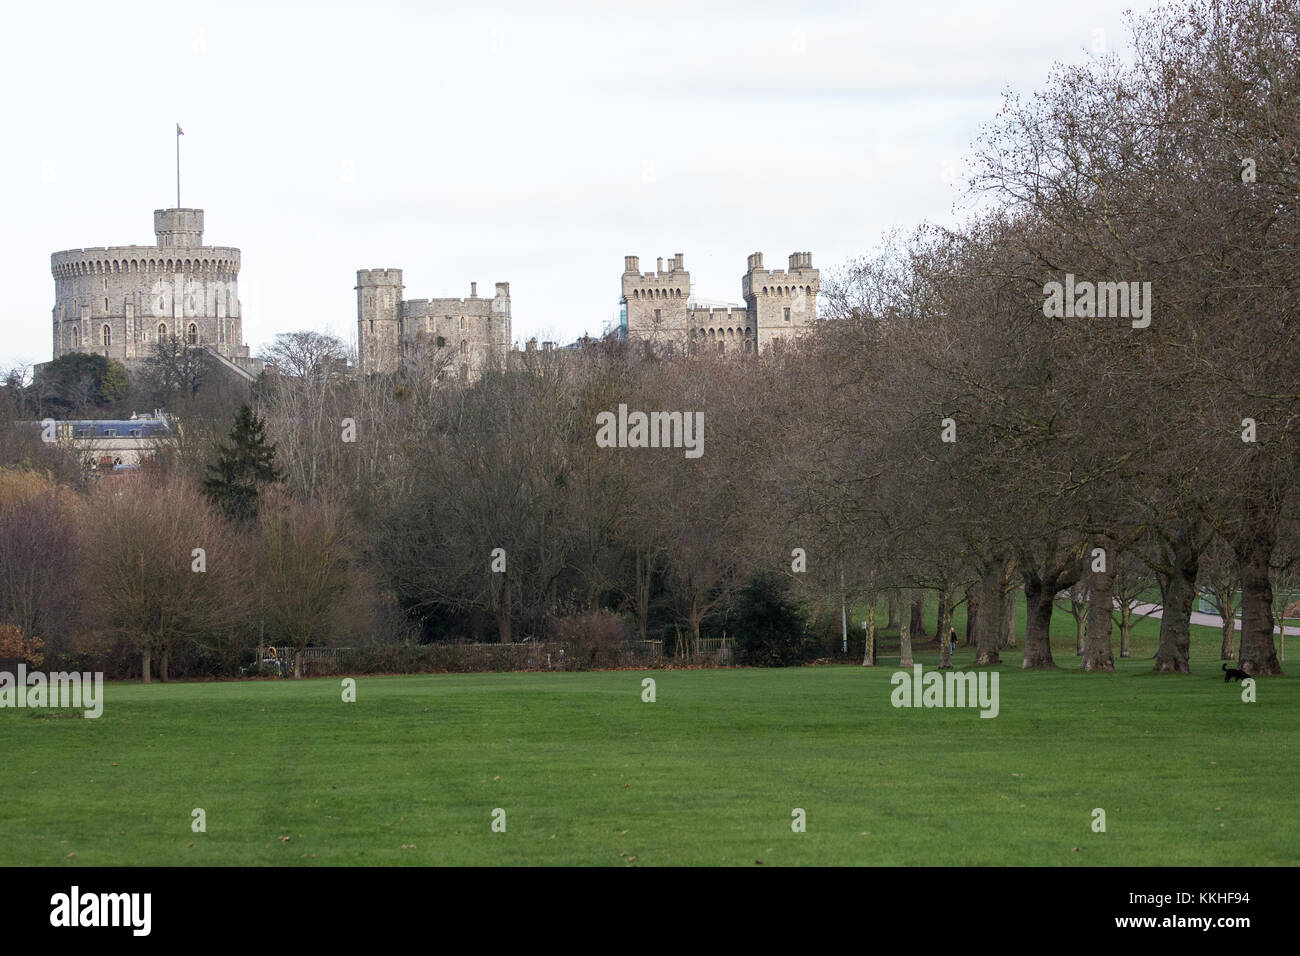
1126, 601, 1300, 636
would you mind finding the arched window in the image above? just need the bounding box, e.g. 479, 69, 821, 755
158, 323, 167, 340
229, 321, 235, 343
717, 340, 725, 353
187, 323, 198, 344
102, 324, 111, 347
71, 326, 80, 348
745, 340, 752, 353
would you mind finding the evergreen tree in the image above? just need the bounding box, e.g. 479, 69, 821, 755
204, 403, 282, 522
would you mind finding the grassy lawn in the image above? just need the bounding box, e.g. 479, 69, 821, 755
1, 602, 1295, 865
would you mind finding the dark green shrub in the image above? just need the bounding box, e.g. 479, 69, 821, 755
732, 572, 816, 667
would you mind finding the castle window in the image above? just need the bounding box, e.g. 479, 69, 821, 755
717, 341, 724, 353
437, 336, 446, 348
102, 324, 111, 347
71, 327, 80, 348
187, 323, 198, 344
159, 323, 167, 340
745, 340, 752, 353
460, 316, 466, 331
784, 308, 791, 322
654, 309, 661, 324
369, 320, 375, 333
105, 297, 109, 311
229, 321, 235, 343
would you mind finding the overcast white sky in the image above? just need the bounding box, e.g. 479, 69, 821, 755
0, 0, 1162, 370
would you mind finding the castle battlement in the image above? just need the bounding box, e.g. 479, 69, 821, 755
355, 268, 404, 287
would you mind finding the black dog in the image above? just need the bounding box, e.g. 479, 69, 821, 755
1222, 663, 1250, 683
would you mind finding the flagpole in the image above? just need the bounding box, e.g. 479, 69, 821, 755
176, 124, 181, 208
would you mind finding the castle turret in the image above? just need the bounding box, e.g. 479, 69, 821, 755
153, 208, 204, 247
492, 282, 512, 355
356, 268, 404, 374
743, 250, 818, 352
621, 252, 690, 345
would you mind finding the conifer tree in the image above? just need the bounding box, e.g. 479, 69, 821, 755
204, 402, 283, 522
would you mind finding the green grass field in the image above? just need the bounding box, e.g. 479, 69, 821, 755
2, 596, 1295, 866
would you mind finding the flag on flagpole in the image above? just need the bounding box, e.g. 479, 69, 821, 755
177, 124, 184, 136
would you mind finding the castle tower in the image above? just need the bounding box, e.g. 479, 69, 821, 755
743, 251, 819, 352
621, 253, 690, 348
492, 281, 512, 360
49, 207, 246, 366
356, 269, 404, 374
153, 208, 204, 247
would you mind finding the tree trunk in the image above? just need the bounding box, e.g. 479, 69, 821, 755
1002, 594, 1016, 648
689, 596, 703, 659
160, 647, 170, 683
1220, 613, 1236, 661
1119, 606, 1132, 658
1153, 561, 1195, 673
887, 591, 900, 630
974, 566, 1002, 666
937, 585, 954, 668
862, 597, 877, 666
898, 590, 914, 667
495, 578, 513, 644
965, 588, 978, 646
1237, 531, 1282, 675
141, 647, 151, 685
1081, 554, 1115, 672
635, 550, 653, 643
909, 596, 924, 641
1021, 578, 1057, 669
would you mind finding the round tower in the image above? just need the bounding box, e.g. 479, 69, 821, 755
50, 207, 243, 364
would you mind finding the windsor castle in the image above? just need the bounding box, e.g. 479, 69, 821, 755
49, 203, 819, 380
